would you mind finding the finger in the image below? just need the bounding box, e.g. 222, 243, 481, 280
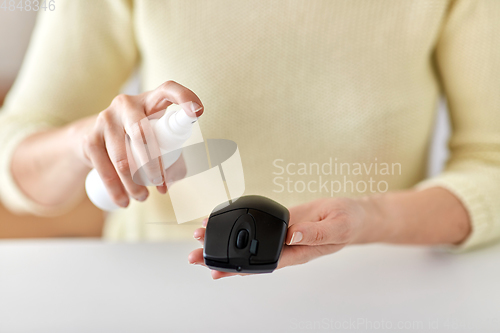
209, 244, 344, 279
190, 244, 337, 278
147, 109, 166, 120
193, 227, 206, 244
188, 248, 205, 265
192, 218, 221, 243
155, 156, 167, 194
144, 81, 204, 117
211, 270, 242, 280
286, 219, 351, 246
156, 184, 167, 194
138, 117, 164, 185
124, 134, 139, 180
84, 130, 129, 208
192, 218, 219, 244
156, 152, 188, 194
188, 246, 243, 279
117, 100, 163, 186
104, 122, 149, 202
149, 111, 167, 191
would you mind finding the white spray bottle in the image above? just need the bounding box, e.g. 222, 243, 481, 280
85, 108, 197, 211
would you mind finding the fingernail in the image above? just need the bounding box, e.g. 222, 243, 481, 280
193, 229, 203, 239
152, 176, 163, 185
289, 231, 303, 245
119, 198, 129, 208
190, 102, 203, 114
156, 185, 167, 194
137, 193, 148, 202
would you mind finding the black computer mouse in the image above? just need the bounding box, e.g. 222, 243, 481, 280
203, 195, 290, 273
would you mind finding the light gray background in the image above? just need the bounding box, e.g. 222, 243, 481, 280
1, 240, 499, 333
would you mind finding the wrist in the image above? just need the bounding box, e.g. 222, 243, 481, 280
65, 115, 97, 170
352, 194, 394, 244
354, 188, 471, 246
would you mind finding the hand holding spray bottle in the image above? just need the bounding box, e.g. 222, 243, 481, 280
85, 107, 198, 211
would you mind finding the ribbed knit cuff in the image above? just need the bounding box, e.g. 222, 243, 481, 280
0, 124, 80, 216
415, 175, 494, 252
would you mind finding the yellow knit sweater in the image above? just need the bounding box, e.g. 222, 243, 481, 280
1, 0, 499, 250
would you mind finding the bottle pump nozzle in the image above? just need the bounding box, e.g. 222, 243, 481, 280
168, 109, 198, 134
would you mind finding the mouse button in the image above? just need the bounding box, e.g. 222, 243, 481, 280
204, 209, 246, 262
241, 196, 289, 223
228, 214, 256, 265
249, 239, 258, 255
236, 229, 249, 249
229, 214, 255, 249
248, 209, 287, 264
211, 196, 289, 223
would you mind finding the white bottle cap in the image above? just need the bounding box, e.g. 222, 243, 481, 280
168, 109, 197, 134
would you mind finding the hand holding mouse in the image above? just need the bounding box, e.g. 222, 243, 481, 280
189, 197, 373, 279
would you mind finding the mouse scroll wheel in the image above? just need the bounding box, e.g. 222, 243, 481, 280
236, 229, 249, 249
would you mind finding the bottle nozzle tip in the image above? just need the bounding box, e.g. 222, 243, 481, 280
170, 109, 197, 130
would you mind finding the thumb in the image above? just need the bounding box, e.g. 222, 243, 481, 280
286, 220, 350, 246
286, 221, 328, 246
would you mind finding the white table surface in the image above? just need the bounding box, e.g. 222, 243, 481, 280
0, 239, 499, 333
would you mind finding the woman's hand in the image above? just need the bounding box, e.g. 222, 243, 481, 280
188, 197, 379, 279
78, 81, 203, 208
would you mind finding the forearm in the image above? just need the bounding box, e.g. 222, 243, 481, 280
11, 116, 97, 208
357, 187, 471, 246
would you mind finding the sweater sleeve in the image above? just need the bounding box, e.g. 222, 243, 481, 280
416, 0, 500, 251
0, 0, 138, 215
